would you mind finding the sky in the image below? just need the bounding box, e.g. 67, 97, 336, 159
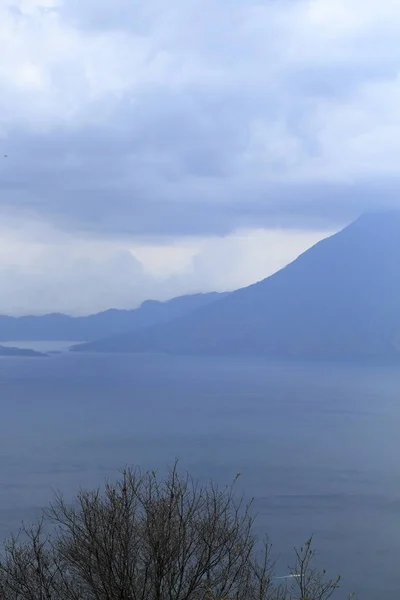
1, 0, 399, 314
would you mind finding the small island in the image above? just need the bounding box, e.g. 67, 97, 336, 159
0, 345, 46, 357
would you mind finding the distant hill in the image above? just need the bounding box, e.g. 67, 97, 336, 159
73, 212, 400, 360
0, 293, 226, 342
0, 345, 45, 357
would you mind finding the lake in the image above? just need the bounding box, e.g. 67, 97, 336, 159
0, 349, 400, 598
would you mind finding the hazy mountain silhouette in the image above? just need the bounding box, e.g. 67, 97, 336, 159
73, 212, 400, 360
0, 345, 45, 357
0, 293, 226, 342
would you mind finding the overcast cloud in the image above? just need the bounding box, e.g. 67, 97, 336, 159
0, 0, 398, 314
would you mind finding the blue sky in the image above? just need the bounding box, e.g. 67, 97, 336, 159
0, 0, 398, 314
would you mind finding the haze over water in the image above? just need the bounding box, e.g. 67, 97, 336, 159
1, 349, 399, 599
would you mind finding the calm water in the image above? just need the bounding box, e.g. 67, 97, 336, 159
0, 349, 400, 598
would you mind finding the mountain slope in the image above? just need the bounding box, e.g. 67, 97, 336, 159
73, 212, 400, 359
0, 345, 45, 357
0, 293, 226, 342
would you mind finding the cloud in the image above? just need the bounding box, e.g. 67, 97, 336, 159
0, 220, 330, 315
0, 0, 399, 312
1, 0, 400, 239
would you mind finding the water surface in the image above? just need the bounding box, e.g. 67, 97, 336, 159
0, 351, 399, 598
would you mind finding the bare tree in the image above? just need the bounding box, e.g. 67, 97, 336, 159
288, 538, 342, 600
0, 464, 350, 600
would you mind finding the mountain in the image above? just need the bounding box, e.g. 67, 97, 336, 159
73, 212, 400, 360
0, 293, 226, 342
0, 345, 45, 357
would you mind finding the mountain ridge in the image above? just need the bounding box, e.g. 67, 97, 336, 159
72, 213, 400, 359
0, 345, 46, 357
0, 292, 227, 342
